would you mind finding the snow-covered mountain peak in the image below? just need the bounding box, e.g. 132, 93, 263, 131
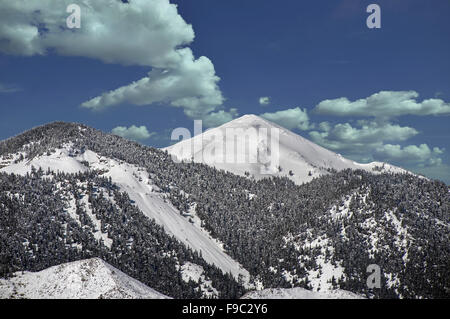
165, 114, 409, 184
219, 114, 293, 135
222, 114, 274, 127
0, 258, 169, 299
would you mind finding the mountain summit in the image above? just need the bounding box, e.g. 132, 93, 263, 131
165, 114, 407, 184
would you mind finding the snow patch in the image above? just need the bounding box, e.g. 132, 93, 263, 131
179, 262, 218, 298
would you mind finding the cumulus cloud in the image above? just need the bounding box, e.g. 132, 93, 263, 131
82, 49, 223, 118
306, 116, 449, 173
374, 144, 444, 167
308, 120, 445, 167
260, 107, 312, 130
0, 0, 224, 119
0, 0, 194, 66
317, 121, 332, 132
111, 125, 154, 142
313, 91, 450, 118
202, 108, 239, 128
309, 121, 416, 155
313, 121, 418, 144
259, 97, 270, 106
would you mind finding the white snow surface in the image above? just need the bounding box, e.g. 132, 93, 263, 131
0, 144, 88, 175
164, 114, 409, 185
0, 145, 250, 285
0, 258, 169, 299
283, 231, 345, 292
241, 287, 364, 299
179, 262, 218, 298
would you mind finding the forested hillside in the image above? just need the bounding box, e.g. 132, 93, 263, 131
0, 168, 243, 298
0, 122, 448, 298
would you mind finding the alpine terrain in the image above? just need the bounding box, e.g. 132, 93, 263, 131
0, 118, 448, 299
0, 258, 169, 299
165, 114, 408, 185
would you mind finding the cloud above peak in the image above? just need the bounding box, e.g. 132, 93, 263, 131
111, 125, 154, 142
0, 0, 224, 119
202, 108, 239, 128
374, 144, 444, 167
309, 90, 448, 171
0, 0, 195, 67
309, 121, 419, 154
308, 119, 444, 168
82, 48, 224, 118
260, 107, 312, 130
313, 91, 450, 118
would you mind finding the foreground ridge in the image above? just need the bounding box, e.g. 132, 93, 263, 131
0, 258, 169, 299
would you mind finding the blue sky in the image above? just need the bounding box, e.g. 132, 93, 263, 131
0, 0, 449, 183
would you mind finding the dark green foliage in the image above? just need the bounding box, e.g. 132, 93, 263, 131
0, 122, 449, 298
0, 169, 244, 298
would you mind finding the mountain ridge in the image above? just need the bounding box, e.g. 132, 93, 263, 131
165, 114, 409, 185
0, 258, 169, 299
0, 125, 251, 285
0, 120, 448, 299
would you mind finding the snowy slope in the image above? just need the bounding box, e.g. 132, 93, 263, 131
241, 287, 364, 299
0, 143, 89, 175
164, 114, 409, 184
0, 145, 251, 285
178, 262, 218, 298
0, 258, 169, 299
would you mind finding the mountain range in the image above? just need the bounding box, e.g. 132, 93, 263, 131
0, 116, 448, 299
0, 257, 362, 299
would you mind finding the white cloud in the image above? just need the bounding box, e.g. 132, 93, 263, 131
0, 0, 224, 119
0, 82, 21, 93
82, 48, 223, 118
259, 97, 270, 106
318, 121, 332, 132
308, 120, 445, 167
314, 91, 450, 118
432, 147, 445, 155
374, 144, 444, 167
309, 90, 449, 172
260, 107, 312, 130
0, 0, 194, 67
202, 108, 239, 128
318, 121, 418, 144
111, 125, 154, 141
